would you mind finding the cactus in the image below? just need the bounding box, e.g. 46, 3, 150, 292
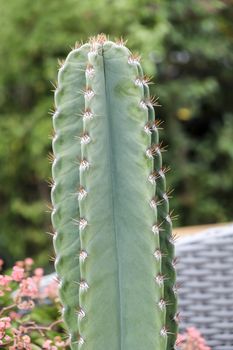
51, 34, 178, 350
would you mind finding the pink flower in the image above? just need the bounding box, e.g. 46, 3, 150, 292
32, 267, 44, 284
179, 327, 211, 350
9, 334, 32, 350
24, 258, 34, 266
176, 333, 186, 345
19, 277, 38, 298
0, 317, 11, 330
12, 266, 24, 282
0, 275, 12, 295
34, 268, 44, 277
15, 261, 24, 268
9, 311, 20, 320
187, 326, 201, 339
22, 335, 31, 344
4, 335, 12, 342
43, 339, 57, 350
0, 275, 12, 286
0, 317, 11, 340
43, 340, 52, 348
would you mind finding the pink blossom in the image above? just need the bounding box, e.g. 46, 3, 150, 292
5, 335, 12, 341
15, 261, 24, 268
43, 339, 58, 350
11, 266, 24, 282
34, 268, 44, 277
0, 274, 12, 295
32, 267, 44, 284
176, 333, 186, 345
179, 327, 211, 350
9, 311, 20, 320
0, 317, 11, 341
43, 339, 52, 348
22, 335, 31, 344
9, 334, 32, 350
19, 277, 38, 298
0, 275, 12, 286
0, 317, 11, 330
187, 326, 201, 339
24, 258, 34, 267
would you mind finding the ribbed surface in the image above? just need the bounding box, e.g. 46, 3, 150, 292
176, 225, 233, 349
51, 35, 177, 350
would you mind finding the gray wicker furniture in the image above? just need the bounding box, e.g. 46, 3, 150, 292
176, 225, 233, 350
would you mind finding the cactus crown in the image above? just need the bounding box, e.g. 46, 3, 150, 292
51, 34, 177, 350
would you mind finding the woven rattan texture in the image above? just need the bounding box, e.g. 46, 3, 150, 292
176, 225, 233, 349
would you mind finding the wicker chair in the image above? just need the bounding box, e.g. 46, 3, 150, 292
176, 224, 233, 350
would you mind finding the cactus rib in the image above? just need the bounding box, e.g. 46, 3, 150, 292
51, 44, 90, 344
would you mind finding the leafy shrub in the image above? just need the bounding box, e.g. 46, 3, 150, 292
0, 258, 68, 349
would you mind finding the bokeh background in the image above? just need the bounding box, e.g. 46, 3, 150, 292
0, 0, 232, 268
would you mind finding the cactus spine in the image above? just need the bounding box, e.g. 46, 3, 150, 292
51, 34, 177, 350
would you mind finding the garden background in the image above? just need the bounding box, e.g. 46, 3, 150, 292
0, 0, 232, 269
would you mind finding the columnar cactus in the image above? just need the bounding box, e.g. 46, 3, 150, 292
51, 34, 178, 350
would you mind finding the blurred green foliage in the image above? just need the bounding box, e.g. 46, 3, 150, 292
0, 0, 232, 266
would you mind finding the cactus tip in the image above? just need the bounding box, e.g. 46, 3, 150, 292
89, 33, 108, 48
128, 53, 141, 65
57, 58, 65, 69
115, 36, 128, 47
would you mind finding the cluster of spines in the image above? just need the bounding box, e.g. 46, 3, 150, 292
75, 49, 95, 350
52, 34, 178, 349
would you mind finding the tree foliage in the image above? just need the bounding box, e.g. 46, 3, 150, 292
0, 0, 232, 265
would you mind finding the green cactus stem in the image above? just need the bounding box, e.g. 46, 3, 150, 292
51, 34, 177, 350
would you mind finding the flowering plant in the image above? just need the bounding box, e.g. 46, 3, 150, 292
0, 258, 68, 349
176, 327, 211, 350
